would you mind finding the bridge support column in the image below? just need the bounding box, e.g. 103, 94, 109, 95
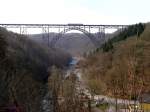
101, 26, 106, 42
84, 26, 85, 31
102, 27, 105, 42
98, 26, 101, 38
64, 26, 66, 32
89, 26, 91, 33
42, 27, 50, 47
20, 27, 22, 34
98, 26, 105, 38
20, 27, 28, 35
58, 26, 60, 33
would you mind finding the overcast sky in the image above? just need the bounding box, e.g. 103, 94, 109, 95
0, 0, 149, 25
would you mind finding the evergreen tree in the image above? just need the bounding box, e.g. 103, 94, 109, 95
102, 40, 113, 52
101, 23, 145, 52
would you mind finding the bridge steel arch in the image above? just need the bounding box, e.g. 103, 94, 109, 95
62, 27, 91, 36
50, 26, 102, 47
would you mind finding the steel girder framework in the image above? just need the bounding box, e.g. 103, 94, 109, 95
0, 24, 129, 47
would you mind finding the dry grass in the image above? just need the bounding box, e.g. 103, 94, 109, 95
142, 103, 150, 112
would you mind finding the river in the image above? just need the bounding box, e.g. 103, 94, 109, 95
42, 57, 80, 112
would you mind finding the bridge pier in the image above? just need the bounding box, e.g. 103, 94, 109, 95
58, 27, 60, 33
42, 27, 50, 47
98, 26, 105, 39
89, 26, 91, 33
20, 27, 28, 35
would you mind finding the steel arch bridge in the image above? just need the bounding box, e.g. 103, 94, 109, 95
50, 26, 98, 47
62, 26, 91, 35
0, 23, 129, 47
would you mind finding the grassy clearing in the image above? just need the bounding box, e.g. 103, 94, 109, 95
96, 103, 109, 111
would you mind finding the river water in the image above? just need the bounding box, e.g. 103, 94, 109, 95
42, 57, 79, 112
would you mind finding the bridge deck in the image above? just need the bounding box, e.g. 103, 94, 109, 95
0, 24, 129, 28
